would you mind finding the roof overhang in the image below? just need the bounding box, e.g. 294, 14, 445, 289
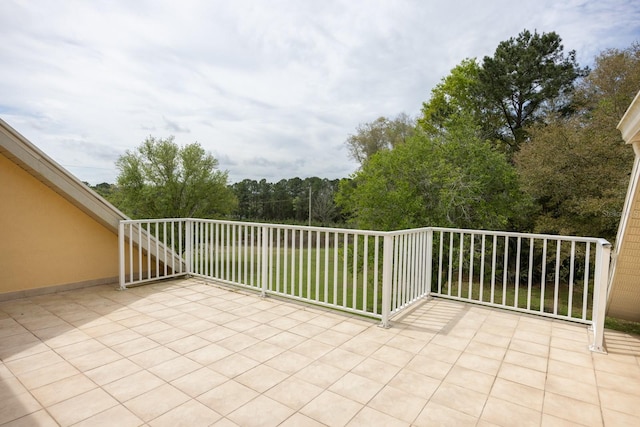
0, 118, 129, 233
618, 90, 640, 155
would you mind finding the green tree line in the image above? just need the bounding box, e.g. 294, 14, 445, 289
90, 144, 345, 226
230, 177, 343, 225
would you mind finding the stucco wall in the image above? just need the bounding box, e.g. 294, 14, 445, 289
0, 152, 119, 295
608, 172, 640, 321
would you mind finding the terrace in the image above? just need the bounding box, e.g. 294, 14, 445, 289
1, 219, 639, 426
1, 277, 639, 426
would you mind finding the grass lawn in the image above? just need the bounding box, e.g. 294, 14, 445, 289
605, 317, 640, 335
435, 276, 593, 320
195, 241, 598, 322
195, 245, 385, 316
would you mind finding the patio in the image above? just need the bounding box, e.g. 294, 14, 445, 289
1, 278, 639, 426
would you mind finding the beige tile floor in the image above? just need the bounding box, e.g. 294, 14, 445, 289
1, 278, 639, 426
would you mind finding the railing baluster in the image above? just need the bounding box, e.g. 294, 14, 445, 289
211, 222, 215, 278
242, 225, 248, 284
128, 223, 134, 284
156, 221, 161, 278
448, 232, 454, 296
416, 233, 422, 298
527, 238, 534, 310
392, 235, 400, 311
333, 231, 339, 305
468, 234, 474, 299
268, 227, 274, 292
213, 222, 218, 278
380, 233, 393, 328
582, 242, 591, 321
230, 224, 236, 283
438, 231, 444, 294
458, 232, 464, 298
307, 229, 312, 299
203, 221, 208, 276
540, 239, 547, 313
401, 234, 408, 307
502, 236, 509, 306
514, 237, 521, 308
567, 240, 575, 319
324, 231, 329, 303
363, 235, 368, 311
373, 235, 379, 314
248, 225, 254, 286
554, 239, 561, 315
178, 221, 182, 274
315, 230, 320, 302
490, 235, 497, 304
299, 230, 304, 297
283, 228, 288, 295
352, 234, 359, 310
342, 232, 348, 307
425, 230, 433, 300
291, 229, 296, 296
119, 222, 126, 289
479, 234, 485, 301
146, 221, 151, 280
276, 228, 281, 293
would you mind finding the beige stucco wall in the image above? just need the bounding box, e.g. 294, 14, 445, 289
0, 152, 119, 295
608, 90, 640, 321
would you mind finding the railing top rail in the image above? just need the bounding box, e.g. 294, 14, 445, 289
120, 218, 388, 237
118, 218, 610, 246
120, 218, 187, 225
428, 226, 610, 246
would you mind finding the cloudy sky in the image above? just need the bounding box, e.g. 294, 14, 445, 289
1, 0, 639, 184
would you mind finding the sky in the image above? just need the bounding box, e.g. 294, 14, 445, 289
1, 1, 639, 185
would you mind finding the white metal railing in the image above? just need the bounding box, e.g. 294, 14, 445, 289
187, 220, 388, 320
118, 219, 611, 352
118, 219, 188, 286
427, 228, 610, 352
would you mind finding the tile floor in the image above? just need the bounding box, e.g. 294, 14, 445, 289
1, 278, 639, 426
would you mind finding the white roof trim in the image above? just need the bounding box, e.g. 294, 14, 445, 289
618, 90, 640, 154
0, 118, 129, 232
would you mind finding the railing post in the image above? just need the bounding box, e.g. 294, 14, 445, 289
590, 240, 611, 353
380, 234, 394, 328
425, 228, 433, 299
119, 221, 126, 290
185, 219, 193, 275
261, 226, 269, 297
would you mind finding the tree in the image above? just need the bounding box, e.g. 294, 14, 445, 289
229, 177, 343, 225
311, 179, 340, 225
345, 113, 416, 166
478, 29, 587, 152
91, 182, 117, 199
232, 179, 260, 220
418, 59, 486, 136
337, 116, 525, 231
515, 43, 640, 241
114, 136, 236, 219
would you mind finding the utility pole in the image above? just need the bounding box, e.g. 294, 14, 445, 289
308, 185, 312, 226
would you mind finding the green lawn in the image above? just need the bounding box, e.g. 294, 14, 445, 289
434, 275, 593, 320
193, 241, 595, 321
605, 317, 640, 336
195, 245, 385, 315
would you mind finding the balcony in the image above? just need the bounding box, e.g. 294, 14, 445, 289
119, 219, 612, 351
1, 276, 639, 426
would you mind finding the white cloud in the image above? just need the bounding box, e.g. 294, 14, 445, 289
1, 0, 638, 184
